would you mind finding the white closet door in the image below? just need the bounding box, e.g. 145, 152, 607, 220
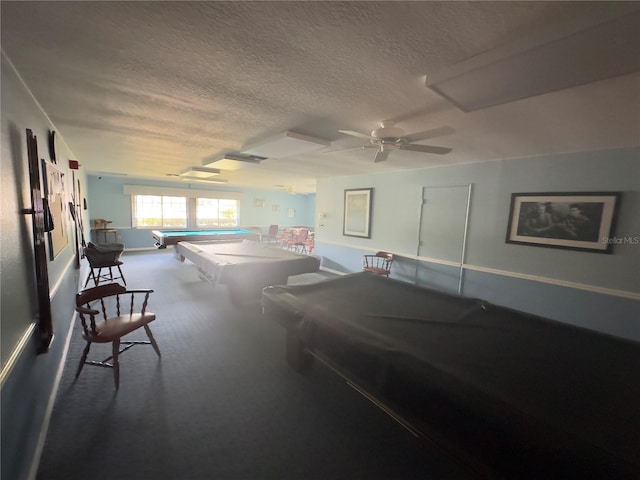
416, 185, 471, 294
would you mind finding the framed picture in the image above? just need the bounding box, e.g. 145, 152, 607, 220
506, 192, 622, 253
343, 188, 372, 238
41, 159, 69, 260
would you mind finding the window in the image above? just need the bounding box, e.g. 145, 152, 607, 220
133, 195, 187, 228
131, 194, 239, 229
196, 198, 239, 227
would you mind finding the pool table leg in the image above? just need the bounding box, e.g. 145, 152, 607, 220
286, 330, 314, 371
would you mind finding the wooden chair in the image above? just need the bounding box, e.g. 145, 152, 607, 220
362, 251, 394, 277
74, 283, 161, 389
84, 242, 126, 287
263, 224, 279, 244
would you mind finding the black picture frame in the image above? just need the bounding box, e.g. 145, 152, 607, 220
343, 188, 372, 238
505, 191, 622, 253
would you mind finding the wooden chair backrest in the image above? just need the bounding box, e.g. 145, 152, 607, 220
375, 251, 394, 262
75, 284, 152, 338
362, 251, 394, 275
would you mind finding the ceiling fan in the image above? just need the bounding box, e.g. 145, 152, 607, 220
326, 122, 454, 163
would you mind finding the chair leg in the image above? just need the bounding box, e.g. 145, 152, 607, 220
144, 325, 161, 358
76, 341, 91, 379
112, 339, 120, 389
116, 264, 126, 285
95, 267, 104, 286
85, 269, 97, 287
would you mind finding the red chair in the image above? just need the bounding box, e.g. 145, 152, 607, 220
362, 251, 394, 277
289, 228, 309, 254
277, 228, 294, 248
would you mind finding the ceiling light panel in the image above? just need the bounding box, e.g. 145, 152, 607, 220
427, 10, 640, 112
241, 131, 329, 158
180, 177, 228, 184
179, 166, 221, 178
203, 153, 264, 171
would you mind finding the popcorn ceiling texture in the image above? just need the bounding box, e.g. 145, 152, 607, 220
2, 2, 638, 192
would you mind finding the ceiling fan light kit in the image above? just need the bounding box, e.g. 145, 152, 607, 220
334, 121, 453, 162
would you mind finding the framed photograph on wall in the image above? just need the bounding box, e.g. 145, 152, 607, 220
506, 192, 622, 253
343, 188, 372, 238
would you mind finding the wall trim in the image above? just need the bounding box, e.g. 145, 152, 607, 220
28, 262, 89, 480
0, 323, 36, 388
0, 255, 76, 387
27, 311, 77, 480
316, 238, 384, 254
124, 247, 158, 252
461, 263, 640, 301
317, 239, 639, 301
319, 266, 347, 276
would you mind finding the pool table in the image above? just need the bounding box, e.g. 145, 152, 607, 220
152, 228, 260, 248
262, 272, 640, 479
175, 240, 320, 305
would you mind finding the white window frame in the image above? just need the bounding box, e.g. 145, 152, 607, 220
195, 197, 239, 228
131, 194, 188, 229
126, 186, 242, 229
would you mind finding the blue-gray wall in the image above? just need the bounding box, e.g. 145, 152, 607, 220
314, 149, 640, 341
86, 175, 315, 249
1, 53, 88, 480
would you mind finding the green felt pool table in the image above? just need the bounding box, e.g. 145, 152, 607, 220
152, 229, 260, 248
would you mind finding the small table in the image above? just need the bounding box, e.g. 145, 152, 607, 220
95, 228, 118, 243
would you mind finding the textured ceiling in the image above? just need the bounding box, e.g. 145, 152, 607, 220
2, 1, 639, 194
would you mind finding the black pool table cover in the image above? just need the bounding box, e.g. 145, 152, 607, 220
261, 272, 640, 479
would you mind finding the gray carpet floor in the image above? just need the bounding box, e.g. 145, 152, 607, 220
36, 250, 476, 480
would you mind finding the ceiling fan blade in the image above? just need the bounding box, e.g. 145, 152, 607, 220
322, 145, 376, 154
338, 129, 375, 140
399, 144, 452, 155
402, 126, 455, 143
373, 149, 390, 163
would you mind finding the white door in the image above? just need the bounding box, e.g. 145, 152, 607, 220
416, 185, 471, 294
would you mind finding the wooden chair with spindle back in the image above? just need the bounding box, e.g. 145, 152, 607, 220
74, 283, 161, 389
362, 251, 394, 277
